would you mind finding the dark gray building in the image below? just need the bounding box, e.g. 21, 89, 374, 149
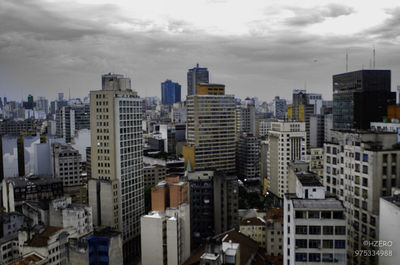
333, 69, 396, 130
236, 134, 260, 182
187, 171, 238, 250
187, 64, 209, 96
56, 106, 75, 143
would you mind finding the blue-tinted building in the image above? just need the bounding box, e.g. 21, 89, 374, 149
161, 80, 181, 105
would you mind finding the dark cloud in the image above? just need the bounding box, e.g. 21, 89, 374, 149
0, 0, 399, 103
285, 4, 354, 27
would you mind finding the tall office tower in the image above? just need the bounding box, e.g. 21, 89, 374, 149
273, 96, 287, 119
88, 73, 144, 260
266, 121, 306, 197
141, 176, 190, 265
236, 133, 260, 182
35, 96, 49, 114
288, 90, 322, 150
161, 80, 181, 105
183, 83, 236, 173
333, 69, 396, 130
309, 114, 325, 148
56, 106, 75, 143
284, 173, 347, 265
236, 98, 256, 136
323, 130, 400, 265
187, 64, 209, 96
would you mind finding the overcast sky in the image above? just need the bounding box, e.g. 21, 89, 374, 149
1, 0, 400, 102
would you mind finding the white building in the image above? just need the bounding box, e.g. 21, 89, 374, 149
49, 197, 93, 236
141, 203, 190, 265
379, 193, 400, 265
324, 130, 400, 265
267, 121, 306, 197
284, 174, 347, 265
370, 122, 400, 132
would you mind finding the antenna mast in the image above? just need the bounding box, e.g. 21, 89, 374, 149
373, 47, 376, 69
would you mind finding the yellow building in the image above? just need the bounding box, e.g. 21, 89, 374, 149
239, 217, 266, 248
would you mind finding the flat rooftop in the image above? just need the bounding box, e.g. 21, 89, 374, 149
292, 197, 344, 210
296, 172, 323, 187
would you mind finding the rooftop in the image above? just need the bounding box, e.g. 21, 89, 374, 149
240, 217, 265, 226
292, 197, 344, 210
28, 226, 63, 247
266, 208, 283, 223
382, 195, 400, 208
9, 253, 45, 265
296, 172, 323, 187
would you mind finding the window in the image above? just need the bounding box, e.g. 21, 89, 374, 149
323, 240, 333, 248
323, 226, 333, 235
323, 253, 334, 262
295, 239, 307, 248
321, 211, 331, 219
308, 211, 320, 219
335, 226, 346, 235
295, 226, 307, 234
335, 240, 346, 249
355, 152, 360, 160
309, 240, 321, 248
309, 253, 321, 262
295, 253, 307, 262
362, 165, 368, 174
363, 154, 368, 162
362, 178, 368, 187
333, 211, 344, 219
309, 226, 321, 235
295, 211, 305, 219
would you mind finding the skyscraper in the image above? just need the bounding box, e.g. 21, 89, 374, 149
88, 73, 144, 260
187, 64, 209, 96
183, 83, 236, 172
161, 80, 181, 105
333, 69, 396, 130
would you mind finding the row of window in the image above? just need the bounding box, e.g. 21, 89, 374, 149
294, 225, 346, 235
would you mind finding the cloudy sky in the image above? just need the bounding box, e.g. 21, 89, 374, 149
1, 0, 400, 102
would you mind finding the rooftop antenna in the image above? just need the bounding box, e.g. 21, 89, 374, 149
373, 46, 376, 69
346, 49, 348, 72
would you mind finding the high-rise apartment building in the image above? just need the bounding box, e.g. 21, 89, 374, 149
187, 171, 239, 249
284, 173, 347, 265
288, 90, 322, 150
266, 121, 306, 197
236, 99, 256, 136
56, 106, 75, 143
323, 130, 400, 265
183, 83, 236, 172
333, 70, 396, 130
161, 80, 181, 105
236, 133, 260, 182
273, 96, 287, 120
187, 64, 209, 96
88, 73, 144, 259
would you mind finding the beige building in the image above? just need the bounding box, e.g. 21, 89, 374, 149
143, 164, 167, 187
239, 217, 266, 248
183, 83, 236, 173
309, 147, 324, 180
88, 73, 144, 259
141, 177, 190, 265
266, 121, 306, 197
265, 208, 283, 257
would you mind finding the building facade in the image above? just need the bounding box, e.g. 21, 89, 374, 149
187, 64, 209, 96
161, 80, 181, 105
89, 73, 144, 259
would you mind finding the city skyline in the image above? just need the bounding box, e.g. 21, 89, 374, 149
1, 0, 400, 102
